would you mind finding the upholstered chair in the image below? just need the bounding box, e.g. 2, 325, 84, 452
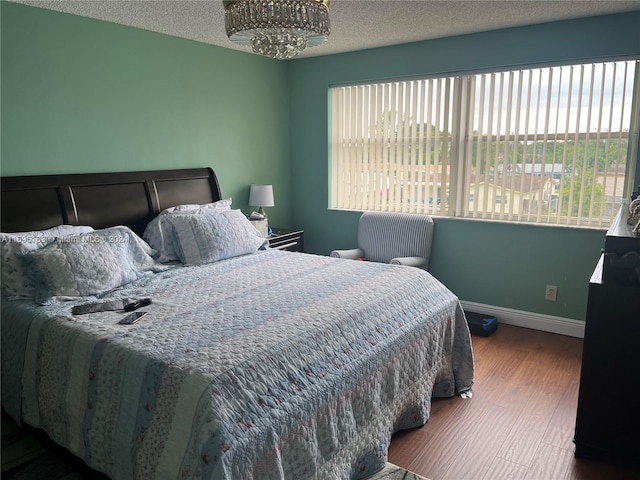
330, 211, 434, 270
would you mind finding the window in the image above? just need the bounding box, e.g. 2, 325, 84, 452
330, 60, 640, 228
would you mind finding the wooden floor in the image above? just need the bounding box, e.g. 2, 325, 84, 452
388, 324, 640, 480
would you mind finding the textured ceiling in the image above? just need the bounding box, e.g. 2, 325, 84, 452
12, 0, 640, 59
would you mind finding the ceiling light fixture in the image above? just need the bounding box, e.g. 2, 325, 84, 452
223, 0, 330, 60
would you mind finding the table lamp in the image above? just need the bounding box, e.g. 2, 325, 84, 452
249, 184, 274, 236
249, 184, 275, 217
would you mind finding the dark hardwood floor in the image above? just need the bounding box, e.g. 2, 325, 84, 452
388, 324, 640, 480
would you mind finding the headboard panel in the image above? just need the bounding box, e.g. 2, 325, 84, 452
1, 168, 222, 235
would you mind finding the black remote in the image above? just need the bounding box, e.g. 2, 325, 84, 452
72, 299, 128, 315
124, 298, 152, 312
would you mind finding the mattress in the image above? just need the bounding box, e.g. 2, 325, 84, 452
1, 249, 474, 479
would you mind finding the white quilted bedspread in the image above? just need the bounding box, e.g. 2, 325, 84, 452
1, 250, 474, 479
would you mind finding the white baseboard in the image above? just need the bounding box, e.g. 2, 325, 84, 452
460, 300, 585, 339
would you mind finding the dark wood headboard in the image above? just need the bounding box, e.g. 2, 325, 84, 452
1, 168, 222, 235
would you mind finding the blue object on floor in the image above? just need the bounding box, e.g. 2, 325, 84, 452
464, 311, 498, 337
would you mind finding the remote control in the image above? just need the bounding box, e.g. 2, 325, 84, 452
72, 299, 128, 315
124, 298, 152, 312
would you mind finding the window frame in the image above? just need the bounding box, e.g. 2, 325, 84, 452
328, 57, 640, 229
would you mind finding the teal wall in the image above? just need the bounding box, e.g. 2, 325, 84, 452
0, 2, 292, 227
289, 12, 640, 321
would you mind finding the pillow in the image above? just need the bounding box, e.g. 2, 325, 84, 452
165, 198, 232, 214
1, 225, 94, 300
143, 198, 232, 262
167, 209, 267, 265
21, 226, 160, 304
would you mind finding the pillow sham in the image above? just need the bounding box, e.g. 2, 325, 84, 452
168, 209, 267, 265
21, 226, 160, 304
166, 198, 232, 214
1, 225, 94, 300
143, 198, 232, 263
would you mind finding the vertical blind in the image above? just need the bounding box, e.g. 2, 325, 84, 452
330, 59, 640, 228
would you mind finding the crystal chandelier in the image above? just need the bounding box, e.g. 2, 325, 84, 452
223, 0, 330, 60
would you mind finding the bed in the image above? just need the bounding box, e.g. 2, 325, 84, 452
1, 168, 474, 480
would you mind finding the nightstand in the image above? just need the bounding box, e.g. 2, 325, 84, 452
268, 228, 304, 252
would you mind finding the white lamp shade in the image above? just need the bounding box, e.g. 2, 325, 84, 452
249, 184, 275, 208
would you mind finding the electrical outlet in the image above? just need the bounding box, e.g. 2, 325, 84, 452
545, 285, 558, 302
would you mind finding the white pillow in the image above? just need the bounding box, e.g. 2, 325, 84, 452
167, 209, 267, 265
1, 225, 94, 300
165, 198, 232, 214
21, 226, 160, 304
143, 198, 232, 263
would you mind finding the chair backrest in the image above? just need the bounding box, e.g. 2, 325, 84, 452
358, 211, 434, 265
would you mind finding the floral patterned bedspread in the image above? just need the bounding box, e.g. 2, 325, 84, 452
1, 250, 474, 479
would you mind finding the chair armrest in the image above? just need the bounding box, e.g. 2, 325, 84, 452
390, 256, 429, 269
330, 248, 364, 260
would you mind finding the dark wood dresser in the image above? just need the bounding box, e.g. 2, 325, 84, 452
574, 206, 640, 465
